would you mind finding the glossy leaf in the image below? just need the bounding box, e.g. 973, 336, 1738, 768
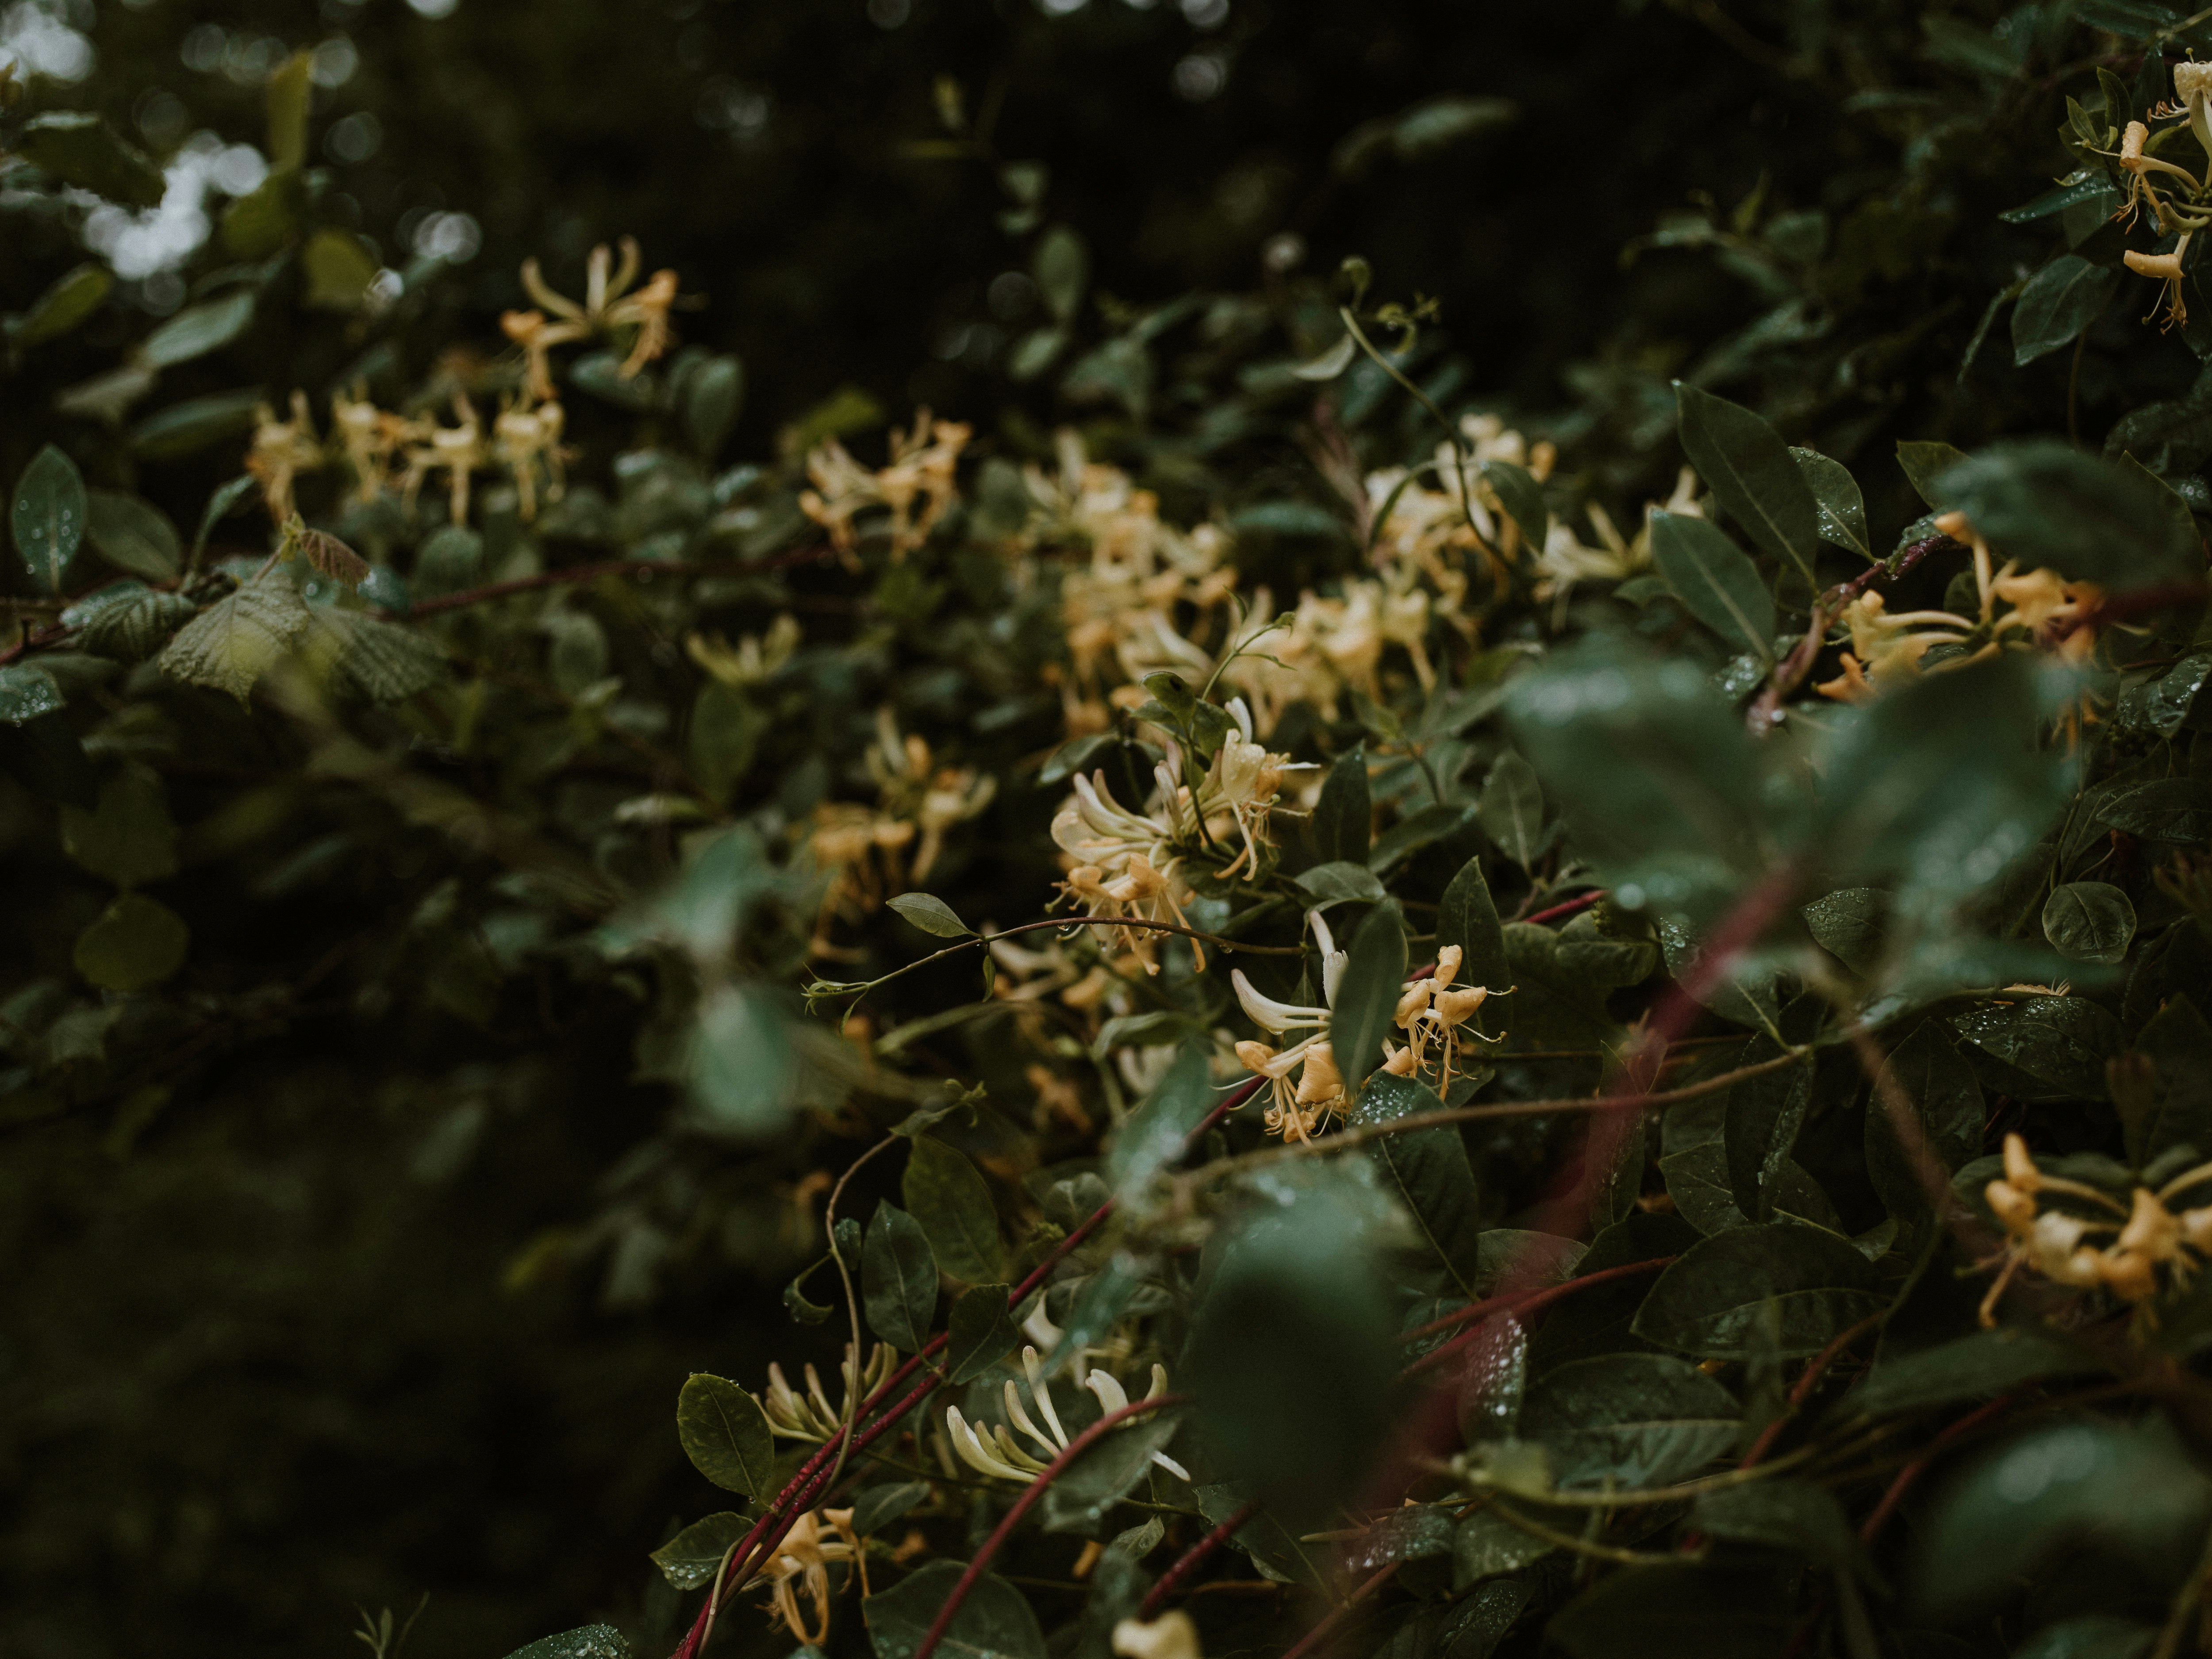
861, 1200, 937, 1352
1789, 447, 1870, 559
1333, 898, 1407, 1102
1476, 749, 1546, 869
1651, 511, 1774, 659
1521, 1352, 1740, 1489
1632, 1224, 1886, 1359
945, 1283, 1021, 1383
864, 1559, 1046, 1659
2042, 881, 2137, 965
1674, 382, 1821, 585
2011, 254, 2117, 365
1313, 744, 1371, 865
674, 1372, 776, 1498
902, 1135, 1003, 1283
12, 444, 87, 595
1040, 1408, 1185, 1534
649, 1511, 747, 1590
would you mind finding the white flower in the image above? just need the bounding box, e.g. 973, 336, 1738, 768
944, 1346, 1189, 1483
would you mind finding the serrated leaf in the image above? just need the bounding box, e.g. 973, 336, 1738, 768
902, 1135, 1002, 1283
1674, 383, 1821, 587
298, 527, 370, 585
69, 582, 196, 661
863, 1200, 937, 1352
157, 576, 312, 703
1650, 511, 1776, 659
12, 443, 87, 595
887, 891, 973, 937
649, 1511, 747, 1590
675, 1373, 776, 1498
300, 609, 446, 703
85, 490, 182, 580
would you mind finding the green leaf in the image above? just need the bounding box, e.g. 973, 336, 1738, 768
12, 444, 87, 594
1313, 745, 1371, 865
1479, 458, 1549, 550
2012, 1618, 2158, 1659
221, 167, 304, 259
1187, 1178, 1397, 1523
138, 290, 256, 370
59, 761, 178, 887
1950, 997, 2123, 1101
2012, 254, 2118, 365
84, 490, 182, 581
1649, 511, 1776, 659
1521, 1352, 1740, 1489
864, 1559, 1046, 1659
1632, 1224, 1886, 1359
301, 610, 446, 703
902, 1135, 1003, 1283
1692, 1479, 1868, 1572
1106, 1040, 1213, 1201
157, 576, 312, 703
0, 664, 64, 726
1356, 1073, 1483, 1295
1436, 856, 1510, 1033
2099, 778, 2212, 843
1033, 224, 1090, 326
1548, 1564, 1796, 1659
2118, 653, 2212, 738
1789, 448, 1870, 559
1040, 1408, 1186, 1534
850, 1480, 931, 1536
15, 113, 165, 208
887, 891, 974, 938
73, 892, 190, 992
1296, 860, 1387, 905
1722, 1049, 1813, 1223
2130, 996, 2212, 1165
1849, 1327, 2093, 1418
1866, 1021, 1985, 1228
12, 262, 111, 349
302, 229, 380, 311
688, 984, 797, 1135
945, 1283, 1020, 1383
1674, 383, 1822, 587
1918, 1416, 2212, 1617
1897, 439, 1971, 508
132, 390, 266, 461
2043, 881, 2137, 965
266, 49, 313, 169
1334, 898, 1408, 1103
674, 1373, 776, 1498
500, 1625, 632, 1659
685, 354, 745, 460
1932, 441, 2198, 588
862, 1201, 937, 1352
649, 1511, 747, 1590
192, 475, 261, 565
1477, 749, 1546, 869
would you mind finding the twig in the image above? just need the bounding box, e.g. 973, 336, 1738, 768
912, 1396, 1187, 1659
1858, 1394, 2019, 1544
1399, 1256, 1675, 1358
1137, 1502, 1261, 1618
1277, 1563, 1400, 1659
1521, 889, 1604, 927
1736, 1308, 1889, 1470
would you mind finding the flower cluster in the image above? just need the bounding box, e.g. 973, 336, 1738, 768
755, 1506, 866, 1644
800, 409, 972, 561
1816, 510, 2104, 706
1982, 1133, 2212, 1320
1382, 944, 1504, 1094
760, 1340, 895, 1442
943, 1345, 1189, 1483
1231, 910, 1348, 1143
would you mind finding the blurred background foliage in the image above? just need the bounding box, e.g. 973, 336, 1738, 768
0, 0, 2136, 1655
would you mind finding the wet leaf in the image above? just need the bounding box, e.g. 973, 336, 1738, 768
649, 1511, 746, 1590
674, 1372, 775, 1498
902, 1135, 1003, 1283
1632, 1224, 1886, 1359
12, 443, 87, 594
862, 1200, 937, 1352
1674, 383, 1821, 586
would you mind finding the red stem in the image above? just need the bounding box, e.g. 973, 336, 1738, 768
1737, 1309, 1887, 1471
1137, 1502, 1261, 1619
1277, 1563, 1399, 1659
1521, 889, 1603, 927
1400, 1257, 1677, 1377
665, 1076, 1267, 1659
912, 1396, 1187, 1659
1859, 1394, 2019, 1545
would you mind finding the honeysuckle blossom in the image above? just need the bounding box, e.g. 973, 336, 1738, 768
1385, 944, 1506, 1093
507, 235, 681, 394
687, 614, 802, 687
944, 1346, 1189, 1484
762, 1341, 895, 1441
398, 392, 490, 525
330, 386, 420, 505
1114, 1613, 1202, 1659
756, 1507, 865, 1644
800, 409, 971, 560
246, 390, 324, 522
1980, 1132, 2212, 1322
1231, 910, 1349, 1143
492, 395, 569, 521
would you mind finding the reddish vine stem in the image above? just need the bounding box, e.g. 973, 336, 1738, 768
1277, 1563, 1400, 1659
1400, 1257, 1678, 1377
666, 1076, 1268, 1659
1738, 1309, 1889, 1471
912, 1397, 1187, 1659
1520, 889, 1604, 927
1743, 534, 1961, 736
1859, 1393, 2020, 1545
1137, 1502, 1261, 1619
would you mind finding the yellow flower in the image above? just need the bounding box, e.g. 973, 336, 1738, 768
756, 1508, 865, 1644
245, 390, 324, 522
1114, 1613, 1202, 1659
